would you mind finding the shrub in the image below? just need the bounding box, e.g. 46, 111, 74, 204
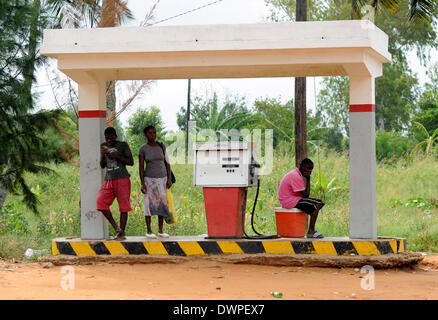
375, 130, 414, 161
0, 203, 30, 235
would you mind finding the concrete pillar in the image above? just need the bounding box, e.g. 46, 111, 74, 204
348, 75, 377, 239
78, 81, 109, 239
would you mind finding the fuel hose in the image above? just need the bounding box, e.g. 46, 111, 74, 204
242, 177, 279, 240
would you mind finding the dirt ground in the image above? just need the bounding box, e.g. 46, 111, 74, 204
0, 255, 437, 300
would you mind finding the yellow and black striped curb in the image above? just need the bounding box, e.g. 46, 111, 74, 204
52, 238, 406, 256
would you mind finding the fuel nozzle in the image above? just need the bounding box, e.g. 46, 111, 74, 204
249, 160, 260, 180
250, 161, 261, 168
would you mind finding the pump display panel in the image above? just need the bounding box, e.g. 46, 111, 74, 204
193, 141, 259, 187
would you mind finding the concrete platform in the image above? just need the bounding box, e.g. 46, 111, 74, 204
52, 236, 406, 257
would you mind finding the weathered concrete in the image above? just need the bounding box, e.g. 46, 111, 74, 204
38, 251, 424, 269
349, 75, 377, 239
79, 116, 108, 239
45, 235, 419, 268
51, 235, 406, 256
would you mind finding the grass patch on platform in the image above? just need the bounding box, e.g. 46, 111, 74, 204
1, 149, 437, 259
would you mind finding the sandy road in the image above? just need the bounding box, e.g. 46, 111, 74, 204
0, 255, 437, 300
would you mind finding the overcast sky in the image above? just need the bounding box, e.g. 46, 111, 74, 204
37, 0, 437, 132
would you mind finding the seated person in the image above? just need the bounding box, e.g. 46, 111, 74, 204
278, 158, 324, 238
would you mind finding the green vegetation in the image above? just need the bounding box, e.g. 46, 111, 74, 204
125, 106, 167, 155
0, 0, 75, 213
2, 149, 437, 259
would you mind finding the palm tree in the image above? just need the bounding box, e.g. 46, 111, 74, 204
189, 93, 255, 141
46, 0, 134, 126
351, 0, 435, 23
47, 0, 101, 28
47, 1, 165, 128
407, 0, 435, 23
97, 1, 133, 127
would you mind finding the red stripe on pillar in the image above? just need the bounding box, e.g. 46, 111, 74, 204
78, 110, 107, 118
349, 104, 375, 112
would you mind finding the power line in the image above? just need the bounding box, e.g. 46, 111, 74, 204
149, 0, 225, 26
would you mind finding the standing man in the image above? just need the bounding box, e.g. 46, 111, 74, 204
278, 158, 324, 238
96, 127, 133, 240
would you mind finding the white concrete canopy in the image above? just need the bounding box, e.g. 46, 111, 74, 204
41, 20, 391, 239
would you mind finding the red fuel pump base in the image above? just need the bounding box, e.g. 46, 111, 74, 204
203, 187, 247, 238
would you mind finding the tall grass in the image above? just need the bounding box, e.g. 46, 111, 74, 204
1, 149, 437, 259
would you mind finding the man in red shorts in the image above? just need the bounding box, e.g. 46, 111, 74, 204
96, 127, 133, 240
278, 158, 324, 238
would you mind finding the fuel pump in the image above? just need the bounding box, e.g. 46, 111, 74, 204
194, 141, 278, 239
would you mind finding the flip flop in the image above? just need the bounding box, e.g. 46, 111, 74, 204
158, 232, 169, 238
113, 229, 126, 241
307, 231, 324, 239
146, 232, 157, 239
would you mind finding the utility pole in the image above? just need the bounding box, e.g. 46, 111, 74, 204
294, 0, 308, 168
186, 79, 191, 159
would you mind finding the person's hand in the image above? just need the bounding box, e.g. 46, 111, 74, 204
101, 146, 108, 157
107, 150, 118, 160
141, 184, 147, 194
166, 179, 172, 189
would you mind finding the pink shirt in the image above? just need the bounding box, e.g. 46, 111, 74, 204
278, 168, 306, 209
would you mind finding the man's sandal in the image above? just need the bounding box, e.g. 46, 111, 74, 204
146, 232, 157, 239
113, 229, 126, 241
307, 231, 324, 239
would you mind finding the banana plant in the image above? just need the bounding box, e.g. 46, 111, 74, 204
311, 138, 345, 203
408, 121, 438, 162
313, 171, 344, 201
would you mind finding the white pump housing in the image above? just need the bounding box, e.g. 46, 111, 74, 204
193, 141, 259, 187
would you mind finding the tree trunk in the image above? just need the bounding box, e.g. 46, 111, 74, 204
377, 95, 385, 130
0, 185, 8, 210
186, 79, 191, 159
106, 81, 116, 127
295, 77, 307, 167
23, 0, 41, 107
294, 0, 307, 167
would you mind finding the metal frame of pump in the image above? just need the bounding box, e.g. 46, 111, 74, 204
193, 141, 278, 240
